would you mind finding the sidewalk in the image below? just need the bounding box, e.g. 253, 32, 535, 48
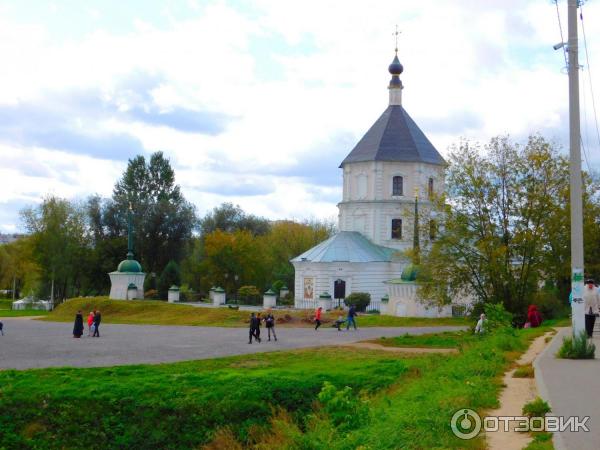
535, 327, 600, 450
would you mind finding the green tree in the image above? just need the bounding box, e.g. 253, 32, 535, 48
20, 196, 89, 301
419, 136, 575, 315
0, 237, 41, 298
105, 152, 197, 273
199, 203, 270, 236
158, 260, 181, 299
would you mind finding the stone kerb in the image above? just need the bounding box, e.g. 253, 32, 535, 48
318, 292, 333, 311
168, 285, 180, 303
213, 287, 226, 306
263, 289, 277, 308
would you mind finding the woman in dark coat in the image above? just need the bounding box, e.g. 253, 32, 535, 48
73, 310, 84, 338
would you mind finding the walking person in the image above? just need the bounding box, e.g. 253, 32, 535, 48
73, 310, 84, 338
87, 311, 95, 337
255, 312, 262, 341
0, 320, 3, 336
346, 304, 358, 330
264, 310, 277, 341
314, 306, 323, 330
93, 310, 102, 337
248, 312, 261, 344
583, 279, 600, 338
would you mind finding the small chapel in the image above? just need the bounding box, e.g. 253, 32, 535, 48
292, 48, 451, 316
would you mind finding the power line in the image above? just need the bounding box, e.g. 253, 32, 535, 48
556, 1, 593, 173
580, 4, 600, 167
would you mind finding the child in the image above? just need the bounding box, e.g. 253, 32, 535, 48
332, 315, 345, 331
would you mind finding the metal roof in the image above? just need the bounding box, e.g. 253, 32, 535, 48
340, 105, 445, 167
291, 231, 396, 263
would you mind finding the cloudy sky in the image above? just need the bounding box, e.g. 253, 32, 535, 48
1, 0, 599, 232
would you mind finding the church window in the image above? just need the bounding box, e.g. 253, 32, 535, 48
391, 219, 402, 239
428, 177, 434, 199
357, 174, 368, 199
392, 176, 403, 196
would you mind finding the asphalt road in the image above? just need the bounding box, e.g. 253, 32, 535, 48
0, 318, 465, 370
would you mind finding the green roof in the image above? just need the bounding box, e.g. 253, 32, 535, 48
264, 289, 276, 295
291, 231, 396, 263
169, 285, 180, 291
118, 259, 143, 273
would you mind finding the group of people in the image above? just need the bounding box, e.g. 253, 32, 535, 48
248, 311, 276, 344
314, 304, 358, 331
73, 309, 102, 338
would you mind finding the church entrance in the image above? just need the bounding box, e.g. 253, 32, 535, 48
334, 279, 346, 308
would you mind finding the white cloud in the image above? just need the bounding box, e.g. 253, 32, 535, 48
0, 0, 598, 232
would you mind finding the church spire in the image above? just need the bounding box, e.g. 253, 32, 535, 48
388, 26, 403, 106
127, 202, 134, 260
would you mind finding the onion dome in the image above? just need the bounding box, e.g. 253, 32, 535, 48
118, 256, 142, 273
400, 263, 419, 282
388, 54, 403, 75
388, 53, 403, 89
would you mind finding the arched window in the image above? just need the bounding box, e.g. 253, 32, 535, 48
428, 177, 434, 199
391, 219, 402, 239
392, 176, 403, 196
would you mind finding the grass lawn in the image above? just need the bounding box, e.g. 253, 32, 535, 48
0, 310, 49, 318
0, 347, 431, 449
374, 330, 471, 348
41, 297, 469, 328
0, 320, 553, 449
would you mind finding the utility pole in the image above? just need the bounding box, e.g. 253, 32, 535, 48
568, 0, 585, 336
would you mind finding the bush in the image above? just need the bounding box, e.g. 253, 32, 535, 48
238, 286, 261, 305
557, 330, 596, 359
513, 364, 534, 378
533, 290, 569, 319
344, 292, 371, 312
279, 292, 294, 306
317, 382, 370, 431
522, 397, 551, 418
484, 303, 512, 331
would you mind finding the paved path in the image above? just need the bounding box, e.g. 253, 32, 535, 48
535, 328, 600, 450
0, 318, 465, 370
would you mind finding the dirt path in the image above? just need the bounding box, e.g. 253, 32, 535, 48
486, 331, 554, 450
342, 342, 458, 354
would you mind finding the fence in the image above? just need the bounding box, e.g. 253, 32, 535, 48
294, 298, 382, 312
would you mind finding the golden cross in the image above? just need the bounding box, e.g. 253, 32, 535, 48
393, 25, 401, 53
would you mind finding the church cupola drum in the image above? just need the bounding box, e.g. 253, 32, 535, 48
291, 48, 446, 312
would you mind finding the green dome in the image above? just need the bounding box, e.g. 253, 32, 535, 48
118, 259, 142, 273
400, 264, 420, 282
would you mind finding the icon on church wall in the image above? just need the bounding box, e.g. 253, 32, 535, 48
303, 277, 314, 299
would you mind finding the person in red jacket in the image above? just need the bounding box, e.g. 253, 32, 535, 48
527, 305, 542, 328
87, 311, 95, 337
314, 307, 323, 330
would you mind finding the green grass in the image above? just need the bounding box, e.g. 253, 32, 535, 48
0, 299, 13, 309
0, 310, 49, 317
374, 330, 470, 348
513, 363, 535, 378
41, 297, 469, 328
0, 347, 431, 449
0, 321, 553, 449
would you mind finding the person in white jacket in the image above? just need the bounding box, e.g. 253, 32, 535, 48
474, 314, 486, 334
583, 279, 600, 338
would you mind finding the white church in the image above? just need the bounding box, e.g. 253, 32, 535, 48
291, 50, 456, 317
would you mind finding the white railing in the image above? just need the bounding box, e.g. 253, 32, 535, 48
294, 299, 382, 312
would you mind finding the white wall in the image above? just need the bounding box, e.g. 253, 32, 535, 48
338, 161, 444, 251
292, 260, 401, 308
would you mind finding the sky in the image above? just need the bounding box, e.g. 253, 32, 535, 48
1, 0, 599, 232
